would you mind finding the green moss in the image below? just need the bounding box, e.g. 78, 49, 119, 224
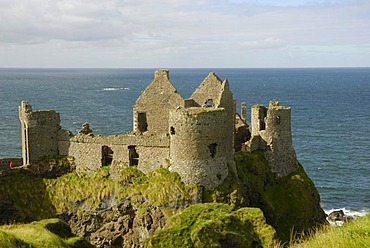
0, 173, 57, 220
65, 236, 94, 248
146, 203, 276, 248
118, 166, 146, 185
32, 218, 73, 239
0, 223, 70, 248
203, 165, 247, 207
197, 108, 224, 115
0, 219, 93, 248
0, 230, 30, 248
262, 164, 326, 242
204, 150, 325, 243
252, 104, 264, 108
0, 151, 325, 245
128, 167, 199, 208
46, 171, 125, 214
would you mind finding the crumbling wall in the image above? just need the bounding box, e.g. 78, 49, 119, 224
67, 133, 170, 176
19, 101, 61, 165
133, 70, 184, 134
249, 102, 298, 177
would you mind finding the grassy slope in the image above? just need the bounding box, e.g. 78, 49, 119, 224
292, 214, 370, 248
0, 218, 92, 248
146, 203, 276, 248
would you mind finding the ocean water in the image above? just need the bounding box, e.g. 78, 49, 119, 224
0, 68, 369, 213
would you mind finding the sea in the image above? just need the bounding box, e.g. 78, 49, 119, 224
0, 68, 369, 216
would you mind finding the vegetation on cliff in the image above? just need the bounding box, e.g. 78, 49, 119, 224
146, 203, 276, 247
0, 218, 93, 247
204, 150, 326, 243
0, 150, 326, 246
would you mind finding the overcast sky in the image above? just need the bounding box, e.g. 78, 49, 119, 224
0, 0, 369, 68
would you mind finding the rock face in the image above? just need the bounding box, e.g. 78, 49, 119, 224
61, 200, 166, 248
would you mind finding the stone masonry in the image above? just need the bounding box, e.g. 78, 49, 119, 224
18, 70, 298, 190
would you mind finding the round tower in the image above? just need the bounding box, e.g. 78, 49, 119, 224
261, 101, 298, 178
168, 107, 234, 190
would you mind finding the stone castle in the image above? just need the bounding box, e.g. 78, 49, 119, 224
18, 69, 298, 190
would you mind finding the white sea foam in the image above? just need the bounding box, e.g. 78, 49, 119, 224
325, 208, 369, 226
102, 87, 129, 91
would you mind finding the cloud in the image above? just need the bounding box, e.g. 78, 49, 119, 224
0, 0, 369, 67
240, 38, 286, 49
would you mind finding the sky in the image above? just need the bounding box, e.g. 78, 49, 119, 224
0, 0, 369, 68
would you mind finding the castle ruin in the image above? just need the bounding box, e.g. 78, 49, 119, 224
19, 69, 298, 190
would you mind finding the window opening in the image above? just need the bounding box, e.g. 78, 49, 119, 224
128, 145, 139, 166
259, 120, 266, 131
205, 99, 213, 107
102, 146, 113, 166
137, 112, 148, 132
208, 143, 217, 158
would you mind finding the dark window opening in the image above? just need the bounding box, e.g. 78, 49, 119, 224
205, 99, 213, 107
170, 126, 176, 135
24, 126, 29, 164
208, 143, 217, 158
102, 146, 113, 166
259, 120, 266, 131
137, 112, 148, 132
128, 145, 139, 166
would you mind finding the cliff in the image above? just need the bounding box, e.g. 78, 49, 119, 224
0, 150, 326, 247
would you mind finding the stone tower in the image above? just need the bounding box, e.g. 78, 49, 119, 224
19, 101, 61, 165
249, 101, 298, 177
168, 73, 236, 190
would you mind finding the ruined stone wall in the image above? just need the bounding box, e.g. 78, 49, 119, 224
168, 107, 233, 190
66, 133, 170, 175
250, 105, 267, 137
190, 72, 224, 107
19, 101, 61, 165
249, 102, 298, 177
217, 79, 236, 158
133, 70, 184, 134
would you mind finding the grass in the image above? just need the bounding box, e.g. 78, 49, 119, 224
0, 165, 198, 222
146, 203, 276, 248
0, 218, 93, 248
290, 214, 370, 248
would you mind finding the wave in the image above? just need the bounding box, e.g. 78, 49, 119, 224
102, 87, 130, 91
325, 208, 369, 226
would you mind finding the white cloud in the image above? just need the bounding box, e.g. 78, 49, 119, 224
0, 0, 369, 67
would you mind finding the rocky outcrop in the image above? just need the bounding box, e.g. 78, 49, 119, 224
204, 150, 327, 242
61, 199, 166, 248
